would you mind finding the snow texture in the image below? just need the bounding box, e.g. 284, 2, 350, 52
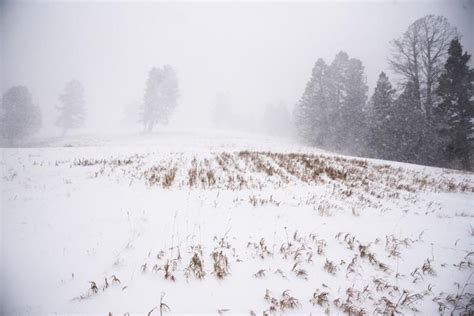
1, 130, 473, 315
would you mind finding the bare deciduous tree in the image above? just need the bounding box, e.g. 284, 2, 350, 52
389, 20, 423, 109
419, 15, 458, 118
389, 15, 457, 118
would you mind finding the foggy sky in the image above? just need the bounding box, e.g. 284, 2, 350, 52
1, 0, 473, 135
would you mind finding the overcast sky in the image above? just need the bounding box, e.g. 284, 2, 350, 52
1, 0, 473, 134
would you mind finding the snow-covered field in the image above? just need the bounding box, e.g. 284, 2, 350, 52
1, 130, 473, 315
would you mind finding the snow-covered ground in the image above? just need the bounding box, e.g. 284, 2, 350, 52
1, 130, 473, 315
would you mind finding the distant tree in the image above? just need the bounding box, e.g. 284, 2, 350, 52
436, 39, 473, 170
389, 81, 426, 163
158, 65, 179, 124
389, 15, 457, 119
294, 52, 368, 154
142, 67, 161, 132
324, 52, 349, 149
324, 52, 368, 154
368, 72, 396, 158
56, 80, 85, 136
141, 65, 179, 132
340, 57, 369, 154
294, 58, 329, 144
0, 86, 41, 145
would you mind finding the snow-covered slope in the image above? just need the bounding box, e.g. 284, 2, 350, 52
1, 130, 473, 315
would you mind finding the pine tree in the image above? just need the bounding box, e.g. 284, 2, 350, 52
294, 58, 329, 145
294, 53, 368, 153
368, 72, 395, 158
323, 52, 368, 154
0, 86, 41, 145
56, 80, 85, 136
436, 39, 473, 170
325, 52, 349, 150
142, 67, 161, 132
341, 57, 368, 154
158, 65, 179, 125
390, 81, 426, 163
141, 65, 179, 132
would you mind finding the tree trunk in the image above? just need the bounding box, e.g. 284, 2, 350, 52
425, 76, 432, 119
413, 78, 422, 111
411, 38, 423, 112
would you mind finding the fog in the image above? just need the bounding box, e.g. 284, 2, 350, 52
1, 0, 473, 136
1, 4, 474, 313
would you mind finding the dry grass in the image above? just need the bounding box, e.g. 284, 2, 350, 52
280, 290, 301, 310
184, 246, 206, 280
211, 250, 230, 279
71, 226, 473, 315
148, 293, 170, 316
163, 259, 177, 281
310, 289, 330, 307
65, 151, 473, 313
111, 275, 121, 284
162, 167, 177, 188
89, 281, 98, 294
375, 289, 428, 314
434, 272, 473, 314
248, 195, 281, 207
253, 269, 266, 278
264, 289, 301, 312
72, 274, 123, 302
324, 259, 338, 275
247, 238, 272, 259
210, 236, 232, 280
73, 151, 473, 197
421, 258, 436, 276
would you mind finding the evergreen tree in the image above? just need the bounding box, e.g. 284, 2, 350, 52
324, 52, 368, 153
56, 80, 85, 136
294, 58, 329, 144
142, 67, 161, 132
158, 65, 179, 124
390, 81, 426, 163
368, 72, 396, 158
436, 39, 473, 170
325, 52, 349, 150
341, 57, 368, 154
294, 52, 368, 154
141, 65, 179, 132
0, 86, 41, 145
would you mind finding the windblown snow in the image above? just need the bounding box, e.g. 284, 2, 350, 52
1, 130, 473, 315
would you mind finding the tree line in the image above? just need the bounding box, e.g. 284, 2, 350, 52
294, 15, 473, 171
2, 14, 471, 171
0, 65, 179, 145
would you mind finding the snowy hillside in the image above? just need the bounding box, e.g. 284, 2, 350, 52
1, 130, 473, 315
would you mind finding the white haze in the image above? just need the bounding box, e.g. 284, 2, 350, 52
1, 0, 473, 136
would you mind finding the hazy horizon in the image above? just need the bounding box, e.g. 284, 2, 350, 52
1, 0, 473, 136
